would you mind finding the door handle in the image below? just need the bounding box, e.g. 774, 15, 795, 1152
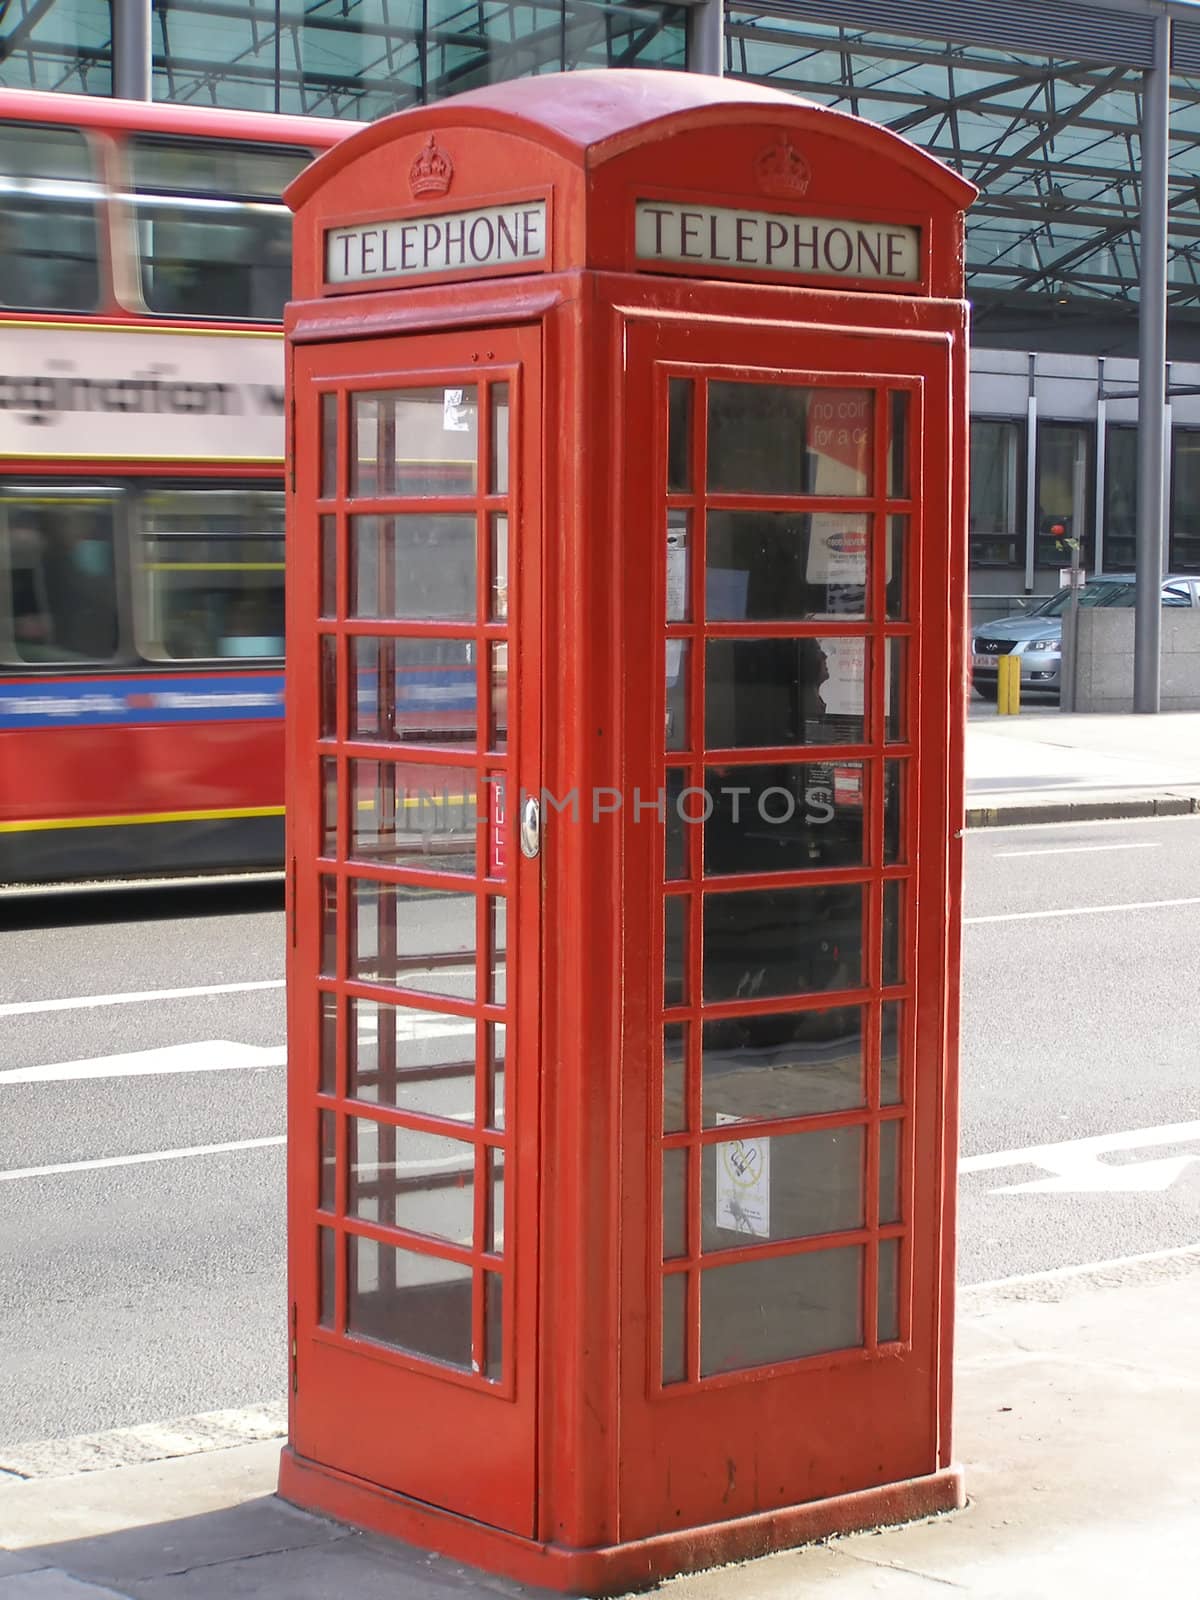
520, 794, 541, 859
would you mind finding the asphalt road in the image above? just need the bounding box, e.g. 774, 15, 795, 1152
2, 819, 1199, 1444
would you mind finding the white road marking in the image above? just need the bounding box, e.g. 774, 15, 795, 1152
964, 894, 1200, 925
0, 979, 284, 1019
0, 1135, 285, 1183
995, 842, 1162, 858
960, 1120, 1200, 1193
0, 1040, 286, 1084
965, 1240, 1200, 1294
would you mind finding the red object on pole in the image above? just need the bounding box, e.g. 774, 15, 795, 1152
281, 69, 975, 1592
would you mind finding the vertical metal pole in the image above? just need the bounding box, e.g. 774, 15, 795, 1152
113, 0, 152, 99
1134, 9, 1171, 712
688, 0, 725, 77
1094, 357, 1107, 574
1024, 354, 1038, 596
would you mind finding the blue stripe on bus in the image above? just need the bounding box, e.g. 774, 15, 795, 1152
0, 674, 285, 730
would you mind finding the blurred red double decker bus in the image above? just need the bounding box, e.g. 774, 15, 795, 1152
0, 89, 350, 884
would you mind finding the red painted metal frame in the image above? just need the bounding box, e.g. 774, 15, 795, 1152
282, 69, 973, 1593
286, 325, 542, 1534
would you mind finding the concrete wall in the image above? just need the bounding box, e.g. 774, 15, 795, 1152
1071, 609, 1200, 712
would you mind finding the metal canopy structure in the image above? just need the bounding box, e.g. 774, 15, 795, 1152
726, 2, 1200, 324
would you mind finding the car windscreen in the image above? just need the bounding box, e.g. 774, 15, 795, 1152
1037, 581, 1136, 616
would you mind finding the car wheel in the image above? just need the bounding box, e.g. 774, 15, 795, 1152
973, 682, 998, 702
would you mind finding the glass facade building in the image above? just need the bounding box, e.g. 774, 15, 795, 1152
5, 0, 1200, 594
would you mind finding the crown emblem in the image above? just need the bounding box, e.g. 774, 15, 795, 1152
755, 137, 811, 200
409, 134, 454, 199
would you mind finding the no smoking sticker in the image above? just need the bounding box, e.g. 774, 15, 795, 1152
714, 1113, 771, 1238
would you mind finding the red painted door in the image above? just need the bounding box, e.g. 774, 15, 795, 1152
619, 314, 958, 1537
287, 326, 541, 1535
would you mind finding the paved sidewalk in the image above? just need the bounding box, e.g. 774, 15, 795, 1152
3, 1249, 1199, 1600
966, 706, 1200, 826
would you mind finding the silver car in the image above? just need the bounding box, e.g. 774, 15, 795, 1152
970, 575, 1200, 700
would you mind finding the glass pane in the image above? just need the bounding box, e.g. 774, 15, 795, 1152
320, 636, 337, 738
706, 512, 867, 621
349, 1119, 475, 1244
1, 486, 119, 664
489, 643, 508, 752
489, 898, 506, 1005
668, 379, 692, 492
1109, 426, 1140, 572
666, 639, 689, 750
131, 136, 301, 319
886, 515, 907, 620
703, 761, 865, 875
888, 391, 910, 499
703, 885, 864, 1003
662, 1272, 687, 1385
488, 1148, 505, 1254
701, 1246, 863, 1375
883, 882, 903, 987
319, 1110, 336, 1212
663, 1023, 687, 1133
881, 1001, 902, 1105
350, 636, 477, 747
352, 387, 478, 498
319, 1227, 335, 1329
708, 383, 871, 495
702, 1006, 865, 1123
349, 758, 477, 874
350, 514, 476, 622
878, 1238, 901, 1343
321, 394, 338, 500
884, 763, 904, 866
665, 768, 687, 880
665, 896, 688, 1007
485, 1271, 503, 1381
879, 1120, 902, 1225
706, 638, 866, 748
320, 875, 337, 978
319, 993, 337, 1096
663, 1148, 687, 1260
970, 420, 1022, 570
490, 514, 509, 620
320, 515, 337, 618
886, 639, 906, 742
347, 1236, 473, 1367
321, 757, 337, 858
0, 123, 101, 312
349, 998, 475, 1124
1036, 422, 1092, 570
666, 510, 691, 621
136, 488, 286, 661
489, 1022, 506, 1131
351, 878, 475, 1000
490, 384, 510, 496
704, 1125, 863, 1248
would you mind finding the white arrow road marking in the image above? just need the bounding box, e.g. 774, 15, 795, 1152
960, 1120, 1200, 1194
0, 979, 285, 1018
0, 1040, 286, 1084
0, 1136, 286, 1182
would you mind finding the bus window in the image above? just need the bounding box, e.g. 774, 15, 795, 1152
0, 123, 102, 312
0, 487, 121, 664
129, 137, 309, 320
134, 486, 285, 660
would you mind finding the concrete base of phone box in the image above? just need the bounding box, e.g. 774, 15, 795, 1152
278, 1446, 965, 1594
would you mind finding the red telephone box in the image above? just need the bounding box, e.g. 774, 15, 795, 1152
281, 69, 975, 1592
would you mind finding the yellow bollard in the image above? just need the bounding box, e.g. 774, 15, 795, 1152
997, 655, 1021, 715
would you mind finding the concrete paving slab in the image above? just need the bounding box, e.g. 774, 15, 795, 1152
0, 1573, 134, 1600
0, 1446, 311, 1554
964, 709, 1200, 823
